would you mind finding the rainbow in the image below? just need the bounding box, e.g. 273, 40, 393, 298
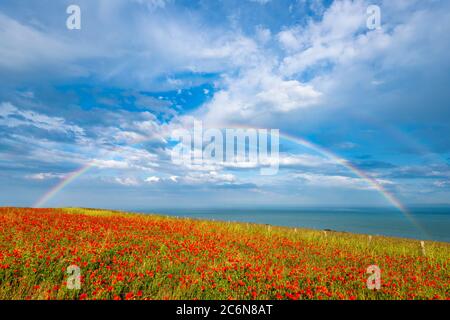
32, 129, 427, 236
279, 133, 426, 234
33, 163, 92, 208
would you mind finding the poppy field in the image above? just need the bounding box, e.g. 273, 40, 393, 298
0, 207, 448, 300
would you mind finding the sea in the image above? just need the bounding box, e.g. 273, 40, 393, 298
134, 207, 450, 243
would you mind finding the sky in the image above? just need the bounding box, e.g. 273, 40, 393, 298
0, 0, 450, 210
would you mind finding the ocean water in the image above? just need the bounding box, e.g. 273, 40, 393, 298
136, 207, 450, 243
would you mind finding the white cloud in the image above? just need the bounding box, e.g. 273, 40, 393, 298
433, 181, 450, 188
293, 172, 394, 190
0, 102, 85, 137
277, 154, 335, 167
202, 68, 322, 125
0, 12, 97, 74
114, 177, 140, 186
277, 28, 302, 52
183, 171, 236, 185
25, 172, 64, 180
278, 0, 450, 85
221, 153, 334, 170
0, 4, 261, 89
279, 0, 368, 76
91, 159, 130, 170
255, 26, 271, 44
89, 146, 160, 172
198, 35, 260, 67
254, 80, 322, 112
145, 176, 161, 183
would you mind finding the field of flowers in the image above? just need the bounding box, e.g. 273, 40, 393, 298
0, 207, 448, 300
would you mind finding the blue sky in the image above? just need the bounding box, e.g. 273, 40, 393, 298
1, 0, 450, 210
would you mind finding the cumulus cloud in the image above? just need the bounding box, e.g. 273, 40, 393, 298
277, 28, 303, 52
279, 0, 368, 76
145, 176, 161, 183
202, 68, 322, 125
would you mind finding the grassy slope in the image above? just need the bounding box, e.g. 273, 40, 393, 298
0, 207, 448, 300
